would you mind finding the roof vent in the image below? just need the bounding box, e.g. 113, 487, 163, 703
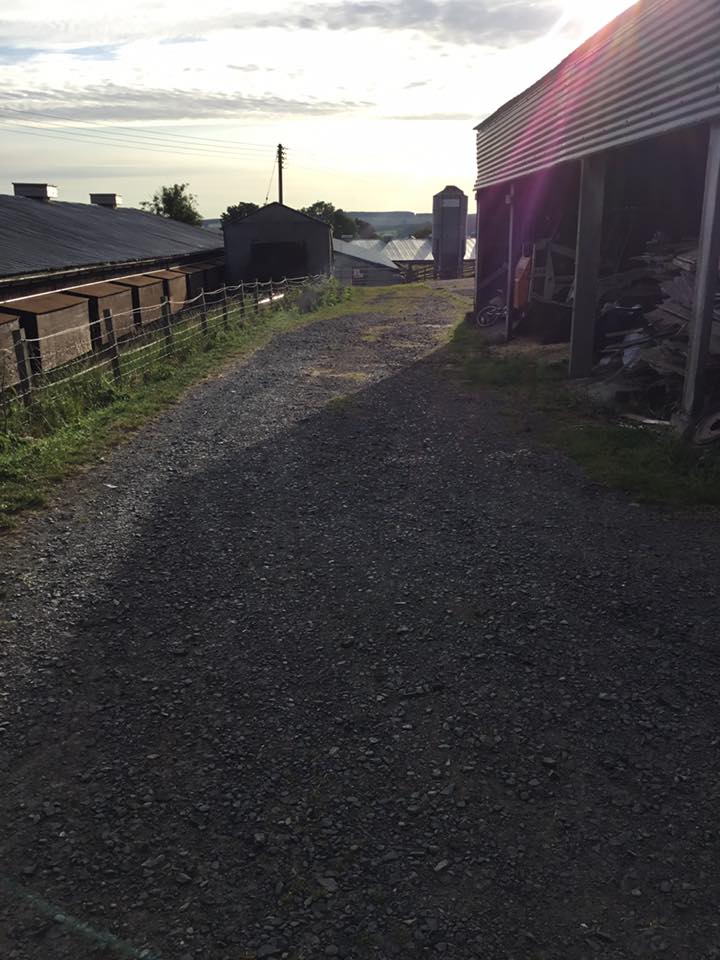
90, 192, 123, 209
13, 182, 58, 202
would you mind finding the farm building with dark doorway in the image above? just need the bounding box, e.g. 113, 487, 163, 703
223, 203, 333, 284
472, 0, 720, 429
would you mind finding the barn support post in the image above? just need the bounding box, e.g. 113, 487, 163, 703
11, 329, 32, 406
569, 154, 606, 378
473, 190, 484, 312
679, 121, 720, 426
505, 184, 516, 342
102, 309, 122, 385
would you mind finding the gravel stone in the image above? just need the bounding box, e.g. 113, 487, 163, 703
1, 286, 720, 959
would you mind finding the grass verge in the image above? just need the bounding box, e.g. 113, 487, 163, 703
0, 280, 352, 530
447, 321, 720, 507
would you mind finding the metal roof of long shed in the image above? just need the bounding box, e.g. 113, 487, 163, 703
0, 195, 223, 280
474, 0, 720, 190
384, 238, 476, 263
332, 239, 399, 269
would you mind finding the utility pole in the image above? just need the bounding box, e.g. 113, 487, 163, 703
277, 143, 285, 204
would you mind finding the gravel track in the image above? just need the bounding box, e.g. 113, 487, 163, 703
1, 288, 720, 960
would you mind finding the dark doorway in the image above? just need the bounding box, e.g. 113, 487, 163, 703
249, 241, 308, 281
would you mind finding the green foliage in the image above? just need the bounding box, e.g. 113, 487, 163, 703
0, 280, 353, 529
447, 322, 720, 507
141, 183, 202, 226
355, 218, 379, 240
413, 222, 432, 240
221, 201, 260, 224
300, 200, 359, 239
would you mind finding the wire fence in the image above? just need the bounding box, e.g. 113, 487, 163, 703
0, 275, 323, 412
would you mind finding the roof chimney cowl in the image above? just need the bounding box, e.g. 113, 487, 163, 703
90, 192, 123, 209
13, 182, 58, 202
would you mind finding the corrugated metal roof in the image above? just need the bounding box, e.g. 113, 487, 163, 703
475, 0, 720, 190
348, 239, 388, 251
2, 292, 87, 314
332, 239, 399, 269
113, 275, 163, 288
69, 281, 133, 298
385, 239, 434, 262
385, 238, 476, 263
0, 195, 223, 280
147, 270, 186, 281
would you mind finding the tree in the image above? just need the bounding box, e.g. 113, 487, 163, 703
301, 200, 358, 239
413, 222, 432, 240
301, 201, 336, 225
141, 183, 202, 226
221, 201, 260, 225
355, 218, 379, 240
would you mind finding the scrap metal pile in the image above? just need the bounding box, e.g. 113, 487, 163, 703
578, 236, 720, 425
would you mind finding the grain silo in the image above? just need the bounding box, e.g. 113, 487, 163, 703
432, 186, 469, 280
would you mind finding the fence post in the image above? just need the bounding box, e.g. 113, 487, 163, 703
160, 297, 174, 354
221, 286, 230, 329
199, 290, 209, 337
11, 329, 32, 407
254, 280, 260, 315
239, 283, 245, 324
269, 278, 274, 306
102, 309, 122, 385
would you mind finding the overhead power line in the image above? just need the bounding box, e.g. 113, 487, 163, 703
0, 110, 272, 159
0, 103, 277, 152
0, 117, 274, 163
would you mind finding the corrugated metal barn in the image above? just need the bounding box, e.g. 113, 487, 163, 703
333, 239, 400, 286
472, 0, 720, 426
0, 185, 229, 388
223, 203, 333, 284
0, 187, 224, 301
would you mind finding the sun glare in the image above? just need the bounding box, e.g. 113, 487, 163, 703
563, 0, 638, 38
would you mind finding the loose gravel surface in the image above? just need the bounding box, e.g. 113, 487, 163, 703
1, 287, 720, 960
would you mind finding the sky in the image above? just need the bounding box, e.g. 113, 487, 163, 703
0, 0, 637, 217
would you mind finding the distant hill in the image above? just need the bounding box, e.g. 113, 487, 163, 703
349, 211, 433, 239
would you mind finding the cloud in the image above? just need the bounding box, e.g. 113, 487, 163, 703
0, 42, 121, 63
0, 45, 46, 64
1, 83, 372, 122
389, 111, 479, 121
67, 44, 120, 59
0, 1, 562, 52
158, 35, 207, 45
216, 0, 562, 46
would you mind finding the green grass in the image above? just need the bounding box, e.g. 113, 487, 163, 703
447, 321, 720, 508
0, 280, 351, 530
0, 281, 456, 530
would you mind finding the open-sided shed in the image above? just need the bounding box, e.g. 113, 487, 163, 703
0, 293, 92, 372
472, 0, 720, 426
68, 281, 135, 346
